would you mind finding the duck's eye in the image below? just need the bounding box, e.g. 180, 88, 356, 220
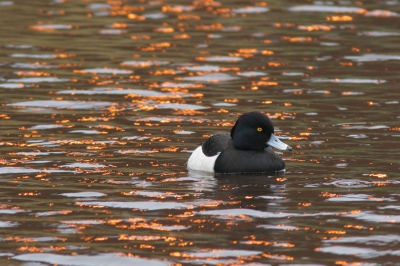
257, 127, 263, 132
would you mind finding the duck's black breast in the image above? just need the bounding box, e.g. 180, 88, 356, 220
214, 142, 286, 174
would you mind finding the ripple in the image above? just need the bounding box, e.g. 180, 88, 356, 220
143, 13, 168, 19
341, 91, 364, 95
0, 83, 24, 89
326, 193, 395, 202
316, 245, 383, 259
99, 29, 126, 35
128, 191, 182, 198
0, 1, 13, 6
327, 179, 374, 188
30, 24, 73, 30
342, 124, 389, 130
121, 60, 169, 67
0, 209, 25, 215
10, 53, 57, 59
115, 149, 155, 154
87, 3, 111, 9
11, 62, 57, 69
4, 44, 34, 49
184, 65, 221, 71
0, 167, 41, 175
306, 78, 386, 84
199, 208, 334, 219
155, 103, 208, 110
201, 56, 243, 62
186, 249, 262, 258
28, 124, 65, 130
365, 9, 400, 17
182, 73, 239, 82
8, 100, 115, 110
68, 130, 101, 134
61, 163, 107, 169
7, 77, 69, 83
78, 68, 133, 74
344, 53, 400, 62
77, 201, 189, 211
212, 102, 236, 107
160, 82, 199, 89
58, 88, 180, 97
282, 72, 304, 76
324, 234, 400, 244
359, 31, 400, 37
174, 130, 195, 135
59, 192, 106, 198
129, 117, 182, 123
0, 221, 19, 228
346, 211, 400, 223
232, 7, 269, 13
13, 253, 170, 266
346, 134, 369, 139
288, 5, 365, 13
237, 71, 267, 77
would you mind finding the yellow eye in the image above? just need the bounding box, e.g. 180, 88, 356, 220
257, 127, 263, 132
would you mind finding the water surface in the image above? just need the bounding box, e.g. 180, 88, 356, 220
0, 0, 400, 265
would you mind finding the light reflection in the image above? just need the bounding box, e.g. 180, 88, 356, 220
18, 192, 40, 196
298, 25, 335, 31
17, 246, 67, 252
369, 173, 387, 179
327, 15, 353, 21
281, 36, 314, 42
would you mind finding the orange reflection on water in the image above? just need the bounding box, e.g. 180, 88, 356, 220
18, 192, 40, 196
16, 71, 50, 77
321, 192, 339, 198
267, 62, 285, 67
262, 253, 294, 261
335, 261, 366, 266
298, 25, 335, 31
130, 35, 151, 40
0, 114, 11, 119
127, 14, 145, 20
252, 80, 278, 86
325, 230, 346, 235
369, 173, 387, 179
17, 246, 67, 252
153, 27, 174, 33
298, 202, 311, 207
327, 15, 353, 21
344, 224, 365, 230
29, 24, 72, 31
281, 36, 314, 42
178, 14, 201, 20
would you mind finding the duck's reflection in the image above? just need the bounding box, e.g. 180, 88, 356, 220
187, 169, 286, 200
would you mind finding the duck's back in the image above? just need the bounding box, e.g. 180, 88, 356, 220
201, 133, 286, 174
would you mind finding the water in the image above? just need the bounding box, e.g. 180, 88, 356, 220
0, 0, 399, 265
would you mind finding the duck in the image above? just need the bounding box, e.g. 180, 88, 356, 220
187, 111, 292, 174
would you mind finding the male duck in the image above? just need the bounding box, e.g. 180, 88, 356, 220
187, 112, 292, 174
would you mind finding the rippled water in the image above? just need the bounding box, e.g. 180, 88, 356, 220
1, 0, 400, 265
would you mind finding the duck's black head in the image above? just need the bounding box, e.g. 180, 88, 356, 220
230, 112, 292, 151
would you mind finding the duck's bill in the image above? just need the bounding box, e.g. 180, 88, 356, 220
267, 134, 292, 151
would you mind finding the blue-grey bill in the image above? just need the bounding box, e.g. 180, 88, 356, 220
267, 134, 292, 151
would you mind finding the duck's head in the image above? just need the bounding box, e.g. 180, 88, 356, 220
230, 112, 292, 151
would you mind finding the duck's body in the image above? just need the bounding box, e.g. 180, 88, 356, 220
187, 112, 292, 174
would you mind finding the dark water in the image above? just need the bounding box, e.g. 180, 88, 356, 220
1, 0, 400, 265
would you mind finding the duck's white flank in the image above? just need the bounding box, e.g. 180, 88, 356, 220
187, 146, 220, 173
